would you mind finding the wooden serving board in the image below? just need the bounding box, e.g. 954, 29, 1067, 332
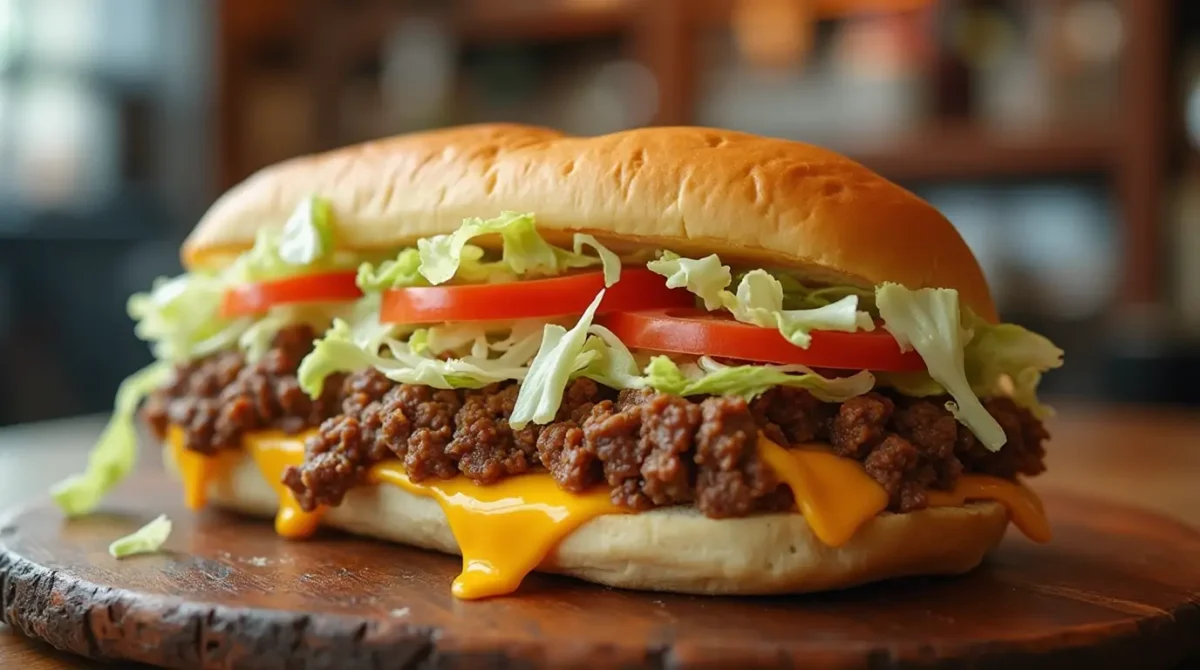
1, 468, 1198, 670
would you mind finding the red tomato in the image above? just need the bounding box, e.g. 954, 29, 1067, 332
597, 309, 926, 372
379, 269, 694, 324
221, 271, 362, 318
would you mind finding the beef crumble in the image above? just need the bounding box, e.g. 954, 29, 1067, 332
280, 370, 1048, 518
142, 324, 344, 454
142, 332, 1048, 518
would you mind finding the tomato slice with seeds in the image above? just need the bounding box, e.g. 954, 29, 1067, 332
598, 309, 925, 372
379, 269, 694, 324
221, 271, 362, 318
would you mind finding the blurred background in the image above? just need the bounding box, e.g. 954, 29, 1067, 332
0, 0, 1195, 424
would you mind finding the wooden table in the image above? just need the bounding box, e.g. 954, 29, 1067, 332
1, 407, 1198, 669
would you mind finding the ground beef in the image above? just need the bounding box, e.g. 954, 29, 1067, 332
537, 379, 612, 492
446, 384, 538, 484
829, 393, 894, 458
956, 396, 1049, 480
392, 384, 461, 480
137, 342, 1048, 520
751, 386, 833, 446
141, 324, 343, 455
280, 371, 464, 510
694, 397, 780, 518
865, 434, 932, 511
585, 390, 703, 510
280, 373, 1048, 519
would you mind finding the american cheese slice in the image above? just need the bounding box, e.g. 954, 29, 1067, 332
928, 474, 1052, 542
166, 426, 1050, 600
369, 463, 622, 599
242, 432, 327, 539
757, 435, 890, 546
166, 426, 240, 510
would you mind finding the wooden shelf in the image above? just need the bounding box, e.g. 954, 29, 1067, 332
323, 0, 633, 71
843, 123, 1118, 181
455, 1, 632, 45
691, 0, 934, 26
222, 0, 1169, 306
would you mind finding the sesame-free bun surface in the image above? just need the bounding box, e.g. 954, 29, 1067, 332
167, 448, 1010, 596
186, 124, 996, 320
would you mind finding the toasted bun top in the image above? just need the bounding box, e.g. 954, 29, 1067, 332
185, 124, 996, 321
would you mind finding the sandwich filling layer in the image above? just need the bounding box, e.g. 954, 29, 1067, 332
144, 327, 1047, 522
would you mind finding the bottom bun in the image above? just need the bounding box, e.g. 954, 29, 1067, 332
172, 449, 1009, 595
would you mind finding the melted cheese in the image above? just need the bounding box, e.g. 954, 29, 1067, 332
166, 427, 239, 510
759, 434, 1051, 545
167, 427, 1049, 600
242, 432, 326, 539
928, 474, 1052, 543
167, 428, 621, 599
368, 465, 622, 599
757, 435, 890, 546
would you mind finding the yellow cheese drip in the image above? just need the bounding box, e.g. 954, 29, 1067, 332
242, 431, 326, 539
928, 474, 1052, 543
757, 435, 891, 546
167, 427, 622, 599
758, 434, 1051, 545
368, 464, 623, 599
166, 426, 239, 510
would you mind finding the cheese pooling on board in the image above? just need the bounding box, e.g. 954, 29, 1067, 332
64, 199, 1062, 599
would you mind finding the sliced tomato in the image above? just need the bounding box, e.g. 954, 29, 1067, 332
379, 269, 694, 324
221, 271, 362, 318
598, 309, 926, 372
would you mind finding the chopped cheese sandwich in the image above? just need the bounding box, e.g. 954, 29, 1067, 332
56, 124, 1063, 599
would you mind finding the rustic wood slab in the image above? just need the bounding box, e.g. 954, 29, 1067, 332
1, 468, 1198, 670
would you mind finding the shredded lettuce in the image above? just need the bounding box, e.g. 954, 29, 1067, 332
773, 273, 876, 311
237, 196, 340, 281
647, 252, 873, 348
572, 234, 622, 287
128, 274, 247, 364
647, 251, 730, 309
298, 316, 546, 397
727, 270, 874, 347
875, 313, 1064, 419
963, 312, 1064, 419
109, 514, 172, 558
574, 324, 646, 389
358, 212, 624, 292
412, 320, 551, 359
642, 356, 874, 402
356, 248, 428, 292
297, 319, 385, 397
238, 303, 350, 363
417, 212, 569, 284
510, 290, 606, 429
52, 362, 171, 516
876, 283, 1007, 450
276, 195, 334, 266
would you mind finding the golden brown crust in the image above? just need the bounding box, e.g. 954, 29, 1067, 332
186, 124, 996, 320
170, 450, 1010, 596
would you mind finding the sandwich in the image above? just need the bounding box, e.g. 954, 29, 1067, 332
55, 124, 1063, 599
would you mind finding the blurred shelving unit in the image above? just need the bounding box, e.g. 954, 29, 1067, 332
214, 0, 1191, 403
216, 0, 1167, 304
